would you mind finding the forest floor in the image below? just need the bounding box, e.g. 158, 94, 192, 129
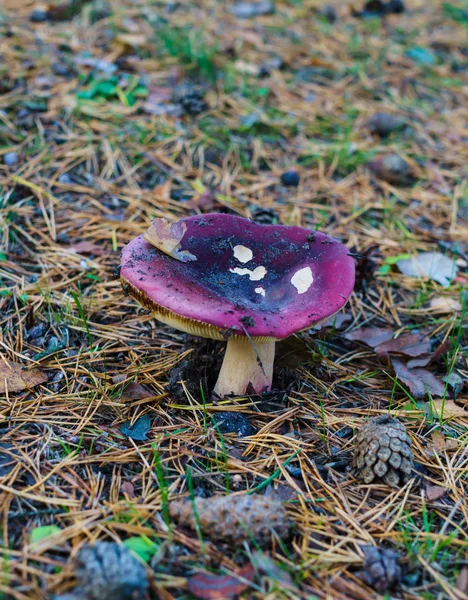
0, 0, 467, 598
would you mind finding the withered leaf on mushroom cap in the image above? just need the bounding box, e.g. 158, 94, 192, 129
144, 218, 197, 263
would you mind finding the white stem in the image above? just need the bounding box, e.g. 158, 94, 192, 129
214, 338, 275, 397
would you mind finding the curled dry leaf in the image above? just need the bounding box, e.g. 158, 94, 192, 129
425, 431, 458, 457
0, 359, 48, 393
187, 565, 254, 600
426, 484, 447, 501
144, 218, 197, 263
391, 359, 445, 400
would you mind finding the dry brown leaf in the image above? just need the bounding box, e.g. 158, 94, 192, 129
144, 218, 197, 263
187, 565, 254, 599
119, 382, 154, 402
189, 189, 217, 211
425, 431, 458, 457
392, 359, 445, 399
426, 484, 447, 501
429, 297, 461, 313
120, 481, 135, 499
344, 327, 394, 348
0, 359, 48, 393
430, 400, 467, 419
68, 241, 106, 256
376, 333, 431, 358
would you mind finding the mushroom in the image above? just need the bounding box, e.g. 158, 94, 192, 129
120, 214, 355, 397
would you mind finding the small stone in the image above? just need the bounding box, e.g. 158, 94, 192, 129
317, 5, 337, 23
212, 412, 254, 437
29, 9, 48, 22
3, 152, 18, 166
229, 2, 275, 19
367, 112, 405, 137
76, 542, 148, 600
368, 154, 412, 185
280, 170, 300, 187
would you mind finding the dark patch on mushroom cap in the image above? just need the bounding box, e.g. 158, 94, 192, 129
120, 214, 355, 340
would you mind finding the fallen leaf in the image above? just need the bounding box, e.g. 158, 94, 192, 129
344, 327, 394, 348
234, 60, 261, 76
251, 551, 293, 586
187, 565, 254, 599
456, 567, 468, 594
442, 372, 464, 398
30, 525, 61, 546
119, 382, 154, 402
314, 311, 352, 332
425, 431, 458, 457
120, 481, 135, 498
0, 359, 48, 393
190, 189, 217, 211
144, 218, 197, 263
426, 484, 448, 501
429, 297, 461, 313
376, 333, 431, 358
397, 252, 458, 287
123, 536, 157, 562
115, 33, 148, 48
120, 414, 152, 441
46, 0, 89, 22
406, 46, 437, 65
392, 359, 445, 400
68, 241, 106, 256
430, 400, 467, 419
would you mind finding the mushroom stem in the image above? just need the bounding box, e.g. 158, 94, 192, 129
214, 338, 275, 397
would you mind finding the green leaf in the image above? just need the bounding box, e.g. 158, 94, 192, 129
120, 414, 152, 441
0, 252, 7, 261
30, 525, 61, 545
384, 253, 412, 265
406, 47, 437, 65
123, 536, 158, 562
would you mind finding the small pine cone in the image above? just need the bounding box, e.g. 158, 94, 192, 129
172, 82, 207, 115
359, 545, 401, 593
76, 542, 148, 600
353, 416, 414, 487
169, 493, 291, 548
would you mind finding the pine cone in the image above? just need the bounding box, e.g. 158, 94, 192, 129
358, 545, 401, 593
169, 493, 291, 547
353, 416, 414, 487
172, 83, 207, 115
76, 542, 148, 600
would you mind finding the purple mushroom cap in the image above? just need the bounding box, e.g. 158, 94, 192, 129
120, 214, 355, 340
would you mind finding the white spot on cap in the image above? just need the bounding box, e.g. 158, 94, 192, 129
255, 286, 266, 296
291, 266, 313, 294
233, 245, 253, 263
230, 266, 267, 281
